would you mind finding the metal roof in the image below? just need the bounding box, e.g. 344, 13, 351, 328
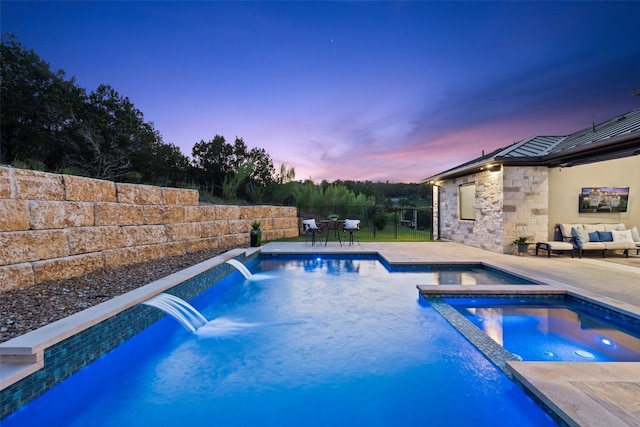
548, 109, 640, 154
497, 135, 565, 158
423, 108, 640, 183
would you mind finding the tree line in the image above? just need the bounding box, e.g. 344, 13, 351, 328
1, 34, 430, 208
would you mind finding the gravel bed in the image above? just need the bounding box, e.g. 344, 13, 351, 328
0, 247, 235, 343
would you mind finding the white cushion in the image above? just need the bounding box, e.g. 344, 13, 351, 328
344, 219, 360, 229
603, 242, 635, 250
558, 223, 579, 239
611, 229, 634, 243
604, 223, 626, 231
630, 226, 640, 243
539, 241, 573, 250
303, 219, 319, 230
579, 242, 606, 249
583, 224, 606, 233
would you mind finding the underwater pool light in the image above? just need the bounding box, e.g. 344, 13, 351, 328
601, 338, 612, 346
575, 350, 595, 359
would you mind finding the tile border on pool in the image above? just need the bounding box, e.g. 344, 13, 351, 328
424, 296, 521, 373
0, 248, 260, 419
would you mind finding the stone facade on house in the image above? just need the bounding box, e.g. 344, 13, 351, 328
501, 166, 549, 252
434, 166, 549, 254
0, 166, 299, 291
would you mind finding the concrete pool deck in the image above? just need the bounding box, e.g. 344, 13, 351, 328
262, 241, 640, 427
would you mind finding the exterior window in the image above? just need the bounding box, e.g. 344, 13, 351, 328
459, 183, 476, 220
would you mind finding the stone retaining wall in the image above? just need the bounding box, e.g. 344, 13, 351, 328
0, 167, 299, 291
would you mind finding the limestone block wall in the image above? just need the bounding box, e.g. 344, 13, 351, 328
502, 166, 549, 253
0, 167, 298, 291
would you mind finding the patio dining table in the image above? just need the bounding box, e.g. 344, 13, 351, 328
320, 219, 343, 246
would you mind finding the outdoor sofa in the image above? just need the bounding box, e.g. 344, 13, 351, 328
541, 223, 640, 258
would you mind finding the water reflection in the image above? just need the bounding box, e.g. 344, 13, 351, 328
457, 303, 640, 362
300, 258, 361, 274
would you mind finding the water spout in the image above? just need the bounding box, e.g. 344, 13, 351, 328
225, 259, 252, 279
142, 293, 208, 333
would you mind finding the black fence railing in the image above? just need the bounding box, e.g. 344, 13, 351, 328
297, 206, 433, 241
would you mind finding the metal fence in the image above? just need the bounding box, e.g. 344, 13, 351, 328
297, 205, 433, 241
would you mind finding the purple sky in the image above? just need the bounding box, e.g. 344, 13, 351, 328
3, 1, 640, 183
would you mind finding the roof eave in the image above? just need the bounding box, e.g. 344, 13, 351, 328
421, 156, 548, 183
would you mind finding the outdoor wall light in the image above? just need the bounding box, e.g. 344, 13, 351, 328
483, 164, 501, 172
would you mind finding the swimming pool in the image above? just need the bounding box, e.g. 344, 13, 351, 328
446, 295, 640, 362
2, 255, 556, 426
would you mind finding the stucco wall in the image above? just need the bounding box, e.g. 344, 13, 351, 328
0, 167, 299, 291
548, 156, 640, 236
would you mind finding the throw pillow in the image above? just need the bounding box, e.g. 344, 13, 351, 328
597, 231, 613, 242
303, 219, 318, 230
571, 227, 589, 243
344, 219, 360, 229
588, 232, 600, 242
611, 229, 634, 243
631, 226, 640, 243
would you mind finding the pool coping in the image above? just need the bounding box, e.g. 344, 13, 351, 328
0, 247, 260, 390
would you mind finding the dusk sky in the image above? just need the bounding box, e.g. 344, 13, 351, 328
2, 1, 640, 183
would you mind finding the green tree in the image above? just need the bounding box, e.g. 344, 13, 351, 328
1, 34, 85, 167
293, 182, 374, 214
223, 161, 253, 199
191, 135, 231, 195
191, 135, 276, 199
64, 84, 158, 180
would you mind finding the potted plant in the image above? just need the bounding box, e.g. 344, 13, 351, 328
250, 220, 262, 247
513, 236, 530, 255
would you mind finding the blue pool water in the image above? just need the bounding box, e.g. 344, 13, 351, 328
4, 256, 556, 426
447, 296, 640, 362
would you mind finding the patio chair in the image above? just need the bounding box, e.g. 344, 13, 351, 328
343, 215, 361, 245
302, 216, 322, 246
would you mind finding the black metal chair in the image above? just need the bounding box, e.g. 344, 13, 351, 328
302, 215, 322, 246
343, 215, 361, 245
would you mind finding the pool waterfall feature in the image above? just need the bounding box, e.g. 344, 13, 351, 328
141, 293, 209, 333
139, 261, 254, 334
224, 259, 253, 279
0, 249, 261, 419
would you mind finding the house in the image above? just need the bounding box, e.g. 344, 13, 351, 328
422, 108, 640, 254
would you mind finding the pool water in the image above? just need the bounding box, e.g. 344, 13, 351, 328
3, 256, 556, 426
448, 296, 640, 362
